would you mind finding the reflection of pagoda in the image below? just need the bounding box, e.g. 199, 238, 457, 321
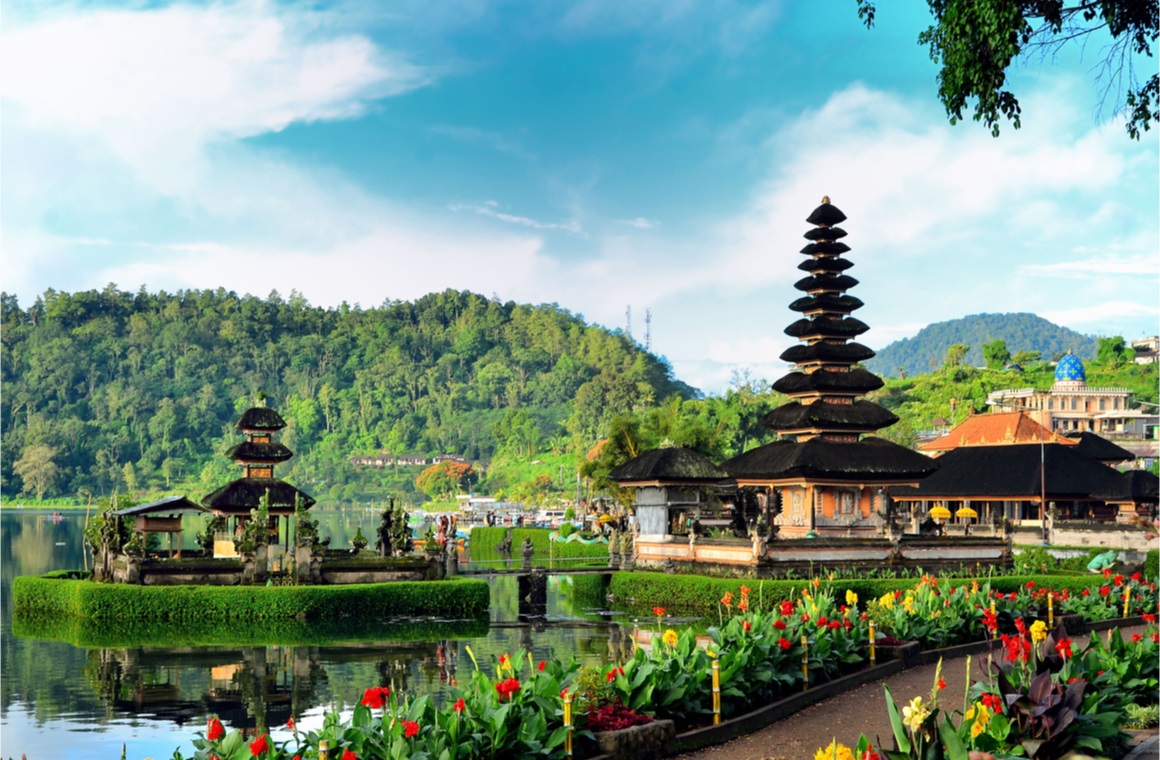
202, 402, 315, 554
723, 197, 937, 538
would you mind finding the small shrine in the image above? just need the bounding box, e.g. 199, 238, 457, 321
608, 445, 729, 537
722, 197, 938, 538
201, 401, 315, 558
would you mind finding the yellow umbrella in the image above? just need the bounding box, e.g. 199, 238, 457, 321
929, 506, 952, 519
956, 507, 978, 519
597, 514, 616, 524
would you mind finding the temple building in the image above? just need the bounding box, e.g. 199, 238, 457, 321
985, 352, 1155, 438
202, 402, 315, 557
721, 198, 937, 538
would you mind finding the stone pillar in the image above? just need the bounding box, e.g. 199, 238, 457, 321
521, 537, 535, 572
295, 546, 313, 585
445, 538, 459, 577
607, 531, 620, 569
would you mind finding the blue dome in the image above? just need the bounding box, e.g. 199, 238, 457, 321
1054, 352, 1086, 383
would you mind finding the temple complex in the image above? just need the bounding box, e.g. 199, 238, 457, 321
720, 198, 937, 538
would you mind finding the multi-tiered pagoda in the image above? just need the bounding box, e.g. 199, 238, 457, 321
202, 402, 315, 554
722, 197, 937, 538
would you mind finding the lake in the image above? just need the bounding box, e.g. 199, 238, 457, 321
0, 509, 641, 760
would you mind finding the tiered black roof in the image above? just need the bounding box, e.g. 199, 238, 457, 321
225, 441, 295, 463
237, 407, 287, 431
1089, 469, 1159, 502
1064, 432, 1135, 464
609, 446, 729, 485
727, 197, 934, 483
203, 479, 316, 511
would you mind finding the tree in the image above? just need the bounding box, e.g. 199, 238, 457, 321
944, 343, 971, 370
415, 461, 478, 501
983, 339, 1012, 369
857, 0, 1158, 139
14, 444, 59, 500
1012, 349, 1042, 365
1097, 335, 1135, 365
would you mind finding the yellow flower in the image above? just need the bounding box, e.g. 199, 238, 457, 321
813, 742, 855, 760
845, 590, 858, 606
1030, 620, 1048, 644
902, 596, 916, 615
662, 629, 679, 648
901, 696, 930, 733
878, 593, 895, 610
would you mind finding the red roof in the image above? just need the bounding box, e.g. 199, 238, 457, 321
919, 411, 1075, 453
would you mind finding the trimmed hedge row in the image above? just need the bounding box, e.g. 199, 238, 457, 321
1146, 549, 1158, 581
12, 611, 489, 649
470, 526, 608, 568
607, 572, 1116, 616
13, 576, 489, 623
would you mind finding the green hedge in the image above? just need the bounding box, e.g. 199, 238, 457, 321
470, 527, 607, 569
608, 572, 1114, 616
12, 611, 489, 649
1146, 549, 1158, 582
13, 575, 489, 623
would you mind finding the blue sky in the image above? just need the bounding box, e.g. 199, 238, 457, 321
3, 1, 1157, 394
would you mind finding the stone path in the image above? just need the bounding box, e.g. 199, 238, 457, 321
673, 626, 1150, 760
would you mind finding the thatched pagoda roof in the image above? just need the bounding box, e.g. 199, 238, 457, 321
805, 201, 847, 226
800, 241, 852, 256
784, 317, 870, 340
794, 274, 859, 293
202, 479, 316, 513
237, 407, 287, 431
1064, 432, 1136, 464
1089, 469, 1159, 503
225, 441, 294, 463
609, 446, 728, 485
722, 437, 937, 483
788, 294, 864, 314
803, 226, 847, 241
114, 496, 208, 517
762, 400, 897, 432
798, 257, 855, 273
780, 342, 875, 365
771, 369, 883, 396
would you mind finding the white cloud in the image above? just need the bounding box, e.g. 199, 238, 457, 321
1020, 254, 1160, 279
618, 217, 661, 229
449, 202, 582, 233
1042, 301, 1160, 328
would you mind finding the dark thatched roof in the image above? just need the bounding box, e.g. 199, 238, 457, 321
761, 400, 897, 432
1064, 432, 1136, 463
780, 342, 875, 365
805, 201, 847, 226
771, 369, 883, 396
202, 478, 316, 513
890, 443, 1117, 500
800, 241, 851, 256
1089, 469, 1159, 502
798, 257, 854, 273
237, 407, 287, 431
794, 274, 859, 293
225, 442, 294, 463
804, 226, 847, 241
784, 317, 870, 340
608, 447, 728, 485
789, 294, 864, 314
114, 496, 208, 517
722, 437, 938, 482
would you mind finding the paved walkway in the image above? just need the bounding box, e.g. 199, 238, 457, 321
674, 627, 1150, 760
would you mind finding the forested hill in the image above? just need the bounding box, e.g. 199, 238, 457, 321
0, 287, 696, 501
866, 313, 1099, 378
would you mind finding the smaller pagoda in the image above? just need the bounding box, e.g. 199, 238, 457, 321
202, 401, 315, 557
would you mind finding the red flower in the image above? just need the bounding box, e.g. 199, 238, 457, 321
981, 693, 1003, 713
801, 613, 811, 622
1055, 638, 1073, 659
720, 592, 733, 608
403, 720, 420, 738
738, 599, 749, 612
342, 750, 356, 760
286, 717, 295, 731
828, 621, 840, 630
653, 606, 666, 617
1114, 574, 1124, 586
1132, 633, 1143, 643
496, 677, 522, 700
1100, 586, 1111, 597
207, 717, 225, 741
1097, 669, 1106, 676
1143, 613, 1156, 624
937, 677, 947, 690
604, 666, 625, 683
778, 638, 792, 651
1025, 581, 1035, 590
361, 686, 390, 709
780, 600, 795, 616
1131, 572, 1141, 582
1103, 568, 1112, 578
453, 698, 466, 713
538, 661, 546, 671
248, 733, 269, 757
982, 609, 999, 633
774, 619, 786, 630
742, 620, 751, 632
1081, 588, 1091, 597
1014, 618, 1028, 637
1152, 633, 1158, 643
818, 616, 828, 626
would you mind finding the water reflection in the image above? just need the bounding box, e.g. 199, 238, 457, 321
1, 510, 632, 760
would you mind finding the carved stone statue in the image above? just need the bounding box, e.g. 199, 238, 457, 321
521, 536, 535, 571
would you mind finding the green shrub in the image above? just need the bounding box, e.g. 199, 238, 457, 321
1145, 549, 1159, 582
13, 575, 489, 623
557, 522, 575, 538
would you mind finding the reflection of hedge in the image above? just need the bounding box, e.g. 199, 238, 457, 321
13, 575, 489, 622
13, 613, 489, 649
608, 572, 1117, 616
470, 527, 608, 569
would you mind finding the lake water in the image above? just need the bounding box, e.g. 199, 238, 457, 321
0, 509, 640, 760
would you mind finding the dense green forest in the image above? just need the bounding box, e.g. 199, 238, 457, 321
3, 288, 1154, 508
0, 287, 702, 505
866, 313, 1101, 378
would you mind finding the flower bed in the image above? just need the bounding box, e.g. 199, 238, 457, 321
174, 572, 1159, 760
